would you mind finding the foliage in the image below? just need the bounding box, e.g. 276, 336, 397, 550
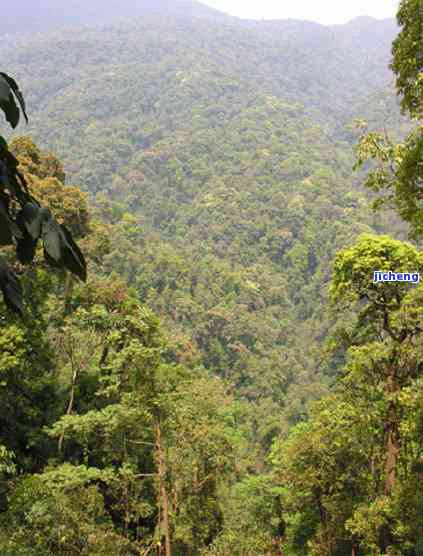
391, 0, 423, 120
0, 73, 87, 315
1, 3, 423, 555
0, 13, 405, 435
355, 0, 423, 239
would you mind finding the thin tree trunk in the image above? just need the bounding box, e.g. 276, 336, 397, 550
314, 491, 332, 554
58, 366, 78, 453
384, 369, 400, 495
271, 538, 284, 555
155, 421, 171, 556
58, 334, 80, 453
379, 367, 400, 552
63, 273, 74, 316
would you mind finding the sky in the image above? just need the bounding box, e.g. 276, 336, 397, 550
201, 0, 399, 24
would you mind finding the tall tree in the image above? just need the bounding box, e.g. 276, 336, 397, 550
391, 0, 423, 120
355, 0, 423, 238
330, 233, 423, 552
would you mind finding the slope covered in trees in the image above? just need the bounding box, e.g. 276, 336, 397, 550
0, 9, 411, 444
1, 1, 422, 553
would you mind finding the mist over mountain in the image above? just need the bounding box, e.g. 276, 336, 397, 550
0, 0, 234, 34
2, 12, 399, 132
1, 0, 397, 36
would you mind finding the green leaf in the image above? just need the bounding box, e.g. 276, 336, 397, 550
0, 73, 28, 129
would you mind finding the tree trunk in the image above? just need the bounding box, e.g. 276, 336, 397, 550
63, 273, 74, 316
379, 367, 400, 552
384, 369, 400, 495
314, 491, 333, 555
58, 333, 80, 453
155, 422, 171, 556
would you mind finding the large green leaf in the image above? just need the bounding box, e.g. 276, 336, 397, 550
0, 73, 28, 129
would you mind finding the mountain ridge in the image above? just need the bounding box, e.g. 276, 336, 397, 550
0, 0, 235, 35
1, 13, 401, 172
1, 0, 397, 36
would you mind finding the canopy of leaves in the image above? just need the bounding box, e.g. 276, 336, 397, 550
391, 0, 423, 119
1, 4, 422, 555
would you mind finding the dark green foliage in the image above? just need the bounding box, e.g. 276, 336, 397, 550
0, 72, 87, 315
0, 257, 23, 314
0, 72, 28, 130
0, 281, 59, 472
355, 0, 423, 239
391, 0, 423, 119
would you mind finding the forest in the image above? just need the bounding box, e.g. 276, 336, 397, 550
0, 0, 422, 554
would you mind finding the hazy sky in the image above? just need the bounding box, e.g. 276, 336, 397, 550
201, 0, 399, 24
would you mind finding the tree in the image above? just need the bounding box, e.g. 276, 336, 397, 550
355, 0, 423, 239
391, 0, 423, 120
271, 393, 376, 556
272, 233, 423, 555
330, 233, 423, 553
0, 269, 60, 472
0, 73, 86, 315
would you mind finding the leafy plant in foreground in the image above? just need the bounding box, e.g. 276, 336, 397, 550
0, 72, 86, 316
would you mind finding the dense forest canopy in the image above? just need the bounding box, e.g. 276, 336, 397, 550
0, 9, 408, 427
0, 0, 422, 554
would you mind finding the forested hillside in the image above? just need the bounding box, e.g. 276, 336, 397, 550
1, 0, 422, 554
0, 13, 409, 435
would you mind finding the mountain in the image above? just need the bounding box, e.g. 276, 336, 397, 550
0, 11, 409, 432
0, 0, 234, 34
4, 4, 423, 553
